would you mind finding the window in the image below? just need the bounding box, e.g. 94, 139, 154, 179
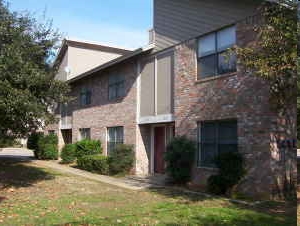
107, 127, 124, 155
80, 88, 92, 106
79, 128, 91, 140
198, 120, 237, 167
198, 26, 236, 79
108, 74, 125, 100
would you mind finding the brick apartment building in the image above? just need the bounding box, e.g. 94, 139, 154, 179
46, 0, 297, 199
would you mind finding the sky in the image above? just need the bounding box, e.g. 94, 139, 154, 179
8, 0, 153, 50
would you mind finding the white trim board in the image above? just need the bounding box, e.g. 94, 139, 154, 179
138, 114, 175, 125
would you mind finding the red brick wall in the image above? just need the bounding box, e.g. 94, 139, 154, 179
173, 21, 286, 199
69, 61, 137, 155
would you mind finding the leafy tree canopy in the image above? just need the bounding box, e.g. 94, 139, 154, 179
0, 0, 69, 138
237, 0, 298, 108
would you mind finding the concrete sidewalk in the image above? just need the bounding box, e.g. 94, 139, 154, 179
0, 148, 34, 159
32, 160, 166, 191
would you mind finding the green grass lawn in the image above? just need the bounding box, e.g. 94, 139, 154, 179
0, 159, 296, 226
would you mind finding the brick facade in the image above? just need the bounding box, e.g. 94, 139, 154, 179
173, 21, 296, 199
44, 14, 296, 200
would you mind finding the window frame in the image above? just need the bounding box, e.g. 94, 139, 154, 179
107, 126, 124, 155
197, 119, 238, 168
108, 74, 125, 101
197, 25, 237, 79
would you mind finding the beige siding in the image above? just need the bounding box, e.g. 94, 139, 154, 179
157, 51, 174, 115
67, 46, 123, 80
154, 0, 260, 51
55, 51, 68, 81
140, 59, 155, 117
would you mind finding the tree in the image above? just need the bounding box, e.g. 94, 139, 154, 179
0, 0, 69, 140
235, 0, 298, 199
236, 0, 298, 110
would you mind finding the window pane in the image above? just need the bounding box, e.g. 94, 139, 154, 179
198, 55, 217, 78
198, 33, 216, 57
109, 75, 117, 85
80, 93, 86, 105
109, 85, 117, 100
201, 144, 217, 166
86, 91, 92, 105
219, 144, 238, 154
116, 82, 125, 98
219, 121, 237, 143
116, 127, 124, 143
108, 128, 115, 142
217, 26, 236, 51
218, 51, 236, 75
202, 122, 216, 143
116, 74, 124, 83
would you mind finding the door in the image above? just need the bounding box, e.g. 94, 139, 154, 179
154, 126, 166, 174
62, 129, 72, 144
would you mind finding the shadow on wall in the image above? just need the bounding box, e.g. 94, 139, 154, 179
70, 61, 136, 113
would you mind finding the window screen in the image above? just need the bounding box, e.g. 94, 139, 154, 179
198, 120, 237, 167
107, 127, 124, 155
80, 88, 92, 106
108, 74, 125, 100
197, 26, 236, 79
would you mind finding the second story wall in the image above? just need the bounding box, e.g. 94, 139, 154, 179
139, 49, 174, 124
153, 0, 261, 51
56, 51, 68, 81
68, 60, 138, 146
67, 45, 124, 80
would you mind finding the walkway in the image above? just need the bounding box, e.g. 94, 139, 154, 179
33, 160, 166, 191
0, 148, 166, 191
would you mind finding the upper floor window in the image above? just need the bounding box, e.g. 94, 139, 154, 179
108, 74, 125, 100
197, 26, 236, 79
198, 120, 238, 167
80, 88, 92, 106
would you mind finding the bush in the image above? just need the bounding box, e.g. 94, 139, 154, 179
207, 152, 246, 195
0, 136, 21, 148
61, 144, 76, 164
75, 139, 102, 158
77, 155, 109, 175
164, 136, 196, 184
108, 144, 134, 175
27, 132, 44, 158
36, 134, 59, 160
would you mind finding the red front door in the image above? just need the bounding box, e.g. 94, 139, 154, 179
154, 126, 165, 174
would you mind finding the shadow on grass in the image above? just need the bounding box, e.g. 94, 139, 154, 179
0, 159, 55, 189
148, 186, 214, 203
146, 186, 295, 226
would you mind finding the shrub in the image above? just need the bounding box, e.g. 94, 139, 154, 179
207, 152, 246, 195
27, 132, 44, 158
108, 144, 134, 175
0, 137, 21, 148
36, 134, 59, 160
77, 155, 109, 175
42, 143, 59, 160
75, 139, 102, 158
164, 136, 196, 184
61, 144, 76, 164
